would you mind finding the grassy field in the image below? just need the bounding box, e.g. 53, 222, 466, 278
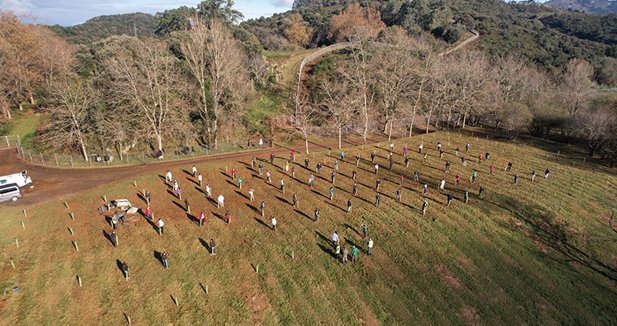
1, 130, 616, 325
0, 110, 44, 150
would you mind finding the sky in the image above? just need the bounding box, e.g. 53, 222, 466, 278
0, 0, 295, 26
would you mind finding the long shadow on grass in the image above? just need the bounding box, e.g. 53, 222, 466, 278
102, 230, 113, 245
274, 195, 291, 206
317, 243, 338, 260
198, 238, 211, 252
246, 203, 260, 214
153, 250, 164, 268
253, 217, 271, 229
172, 201, 186, 212
235, 190, 249, 200
226, 179, 238, 188
294, 209, 312, 221
326, 201, 347, 213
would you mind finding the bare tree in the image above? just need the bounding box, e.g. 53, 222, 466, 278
318, 76, 358, 150
203, 18, 251, 149
44, 80, 93, 161
291, 91, 318, 154
373, 27, 417, 141
559, 59, 595, 119
104, 38, 187, 152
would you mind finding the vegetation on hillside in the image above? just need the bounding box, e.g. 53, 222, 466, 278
49, 13, 157, 44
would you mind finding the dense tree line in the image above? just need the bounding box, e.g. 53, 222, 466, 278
49, 13, 157, 45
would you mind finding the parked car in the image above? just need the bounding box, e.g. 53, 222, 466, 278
0, 183, 22, 202
0, 171, 32, 188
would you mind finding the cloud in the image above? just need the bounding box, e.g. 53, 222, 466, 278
272, 0, 293, 8
0, 0, 35, 16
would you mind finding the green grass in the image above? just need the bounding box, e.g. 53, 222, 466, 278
0, 110, 45, 150
1, 130, 616, 325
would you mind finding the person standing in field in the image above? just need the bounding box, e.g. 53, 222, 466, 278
291, 167, 296, 179
184, 198, 190, 213
414, 171, 420, 182
351, 245, 359, 262
334, 160, 339, 171
423, 153, 428, 163
280, 178, 285, 193
395, 188, 402, 202
143, 205, 152, 220
439, 179, 446, 190
332, 231, 339, 247
371, 151, 376, 163
308, 174, 315, 189
375, 192, 381, 207
446, 193, 453, 207
290, 151, 296, 162
342, 247, 349, 264
506, 162, 513, 172
224, 210, 231, 224
258, 162, 263, 175
209, 239, 216, 255
331, 171, 336, 184
389, 143, 395, 153
145, 190, 151, 205
455, 147, 460, 157
479, 185, 485, 198
471, 170, 478, 184
514, 174, 519, 184
445, 160, 451, 172
198, 173, 203, 187
531, 170, 537, 183
455, 173, 461, 186
375, 179, 381, 192
173, 179, 178, 191
367, 238, 374, 255
292, 193, 299, 208
355, 156, 361, 166
217, 194, 225, 208
422, 200, 429, 215
419, 143, 424, 154
198, 211, 206, 227
161, 252, 169, 269
544, 169, 550, 179
422, 184, 428, 196
157, 218, 165, 235
335, 244, 341, 261
249, 188, 255, 202
329, 187, 335, 201
205, 184, 212, 198
175, 187, 182, 200
314, 207, 320, 223
352, 169, 357, 181
347, 199, 353, 213
374, 163, 379, 175
464, 191, 469, 204
266, 171, 272, 183
192, 165, 197, 177
465, 143, 470, 153
269, 153, 274, 164
305, 158, 310, 169
352, 183, 358, 196
165, 171, 173, 183
404, 156, 410, 168
316, 162, 322, 174
271, 217, 277, 231
122, 262, 129, 280
400, 174, 405, 186
110, 230, 118, 247
285, 161, 289, 173
260, 201, 266, 217
361, 223, 368, 238
489, 164, 494, 175
237, 177, 243, 190
251, 156, 257, 169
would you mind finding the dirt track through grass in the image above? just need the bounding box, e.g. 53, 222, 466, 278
1, 130, 616, 325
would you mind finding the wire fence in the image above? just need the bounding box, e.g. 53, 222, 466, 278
8, 136, 270, 168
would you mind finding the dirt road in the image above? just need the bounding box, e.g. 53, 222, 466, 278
0, 134, 394, 206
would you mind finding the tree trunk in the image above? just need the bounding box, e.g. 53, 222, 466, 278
388, 118, 393, 141
156, 134, 163, 152
305, 136, 309, 155
462, 110, 468, 129
79, 138, 89, 162
338, 126, 342, 150
19, 103, 23, 111
213, 118, 219, 150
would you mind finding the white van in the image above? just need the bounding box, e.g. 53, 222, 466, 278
0, 171, 32, 188
0, 183, 22, 202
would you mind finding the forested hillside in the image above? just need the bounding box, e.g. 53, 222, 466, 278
49, 13, 156, 44
546, 0, 617, 14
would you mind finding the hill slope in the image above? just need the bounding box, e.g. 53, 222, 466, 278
546, 0, 617, 14
49, 13, 156, 44
1, 130, 616, 324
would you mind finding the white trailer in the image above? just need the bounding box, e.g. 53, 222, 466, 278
0, 171, 32, 188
